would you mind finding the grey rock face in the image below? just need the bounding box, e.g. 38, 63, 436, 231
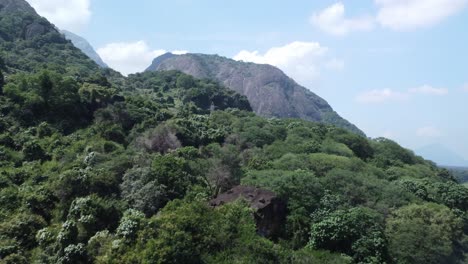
210, 185, 287, 239
25, 22, 46, 39
61, 30, 108, 68
0, 0, 36, 13
147, 53, 364, 135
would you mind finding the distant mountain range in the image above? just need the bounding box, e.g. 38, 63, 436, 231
146, 53, 365, 136
61, 30, 108, 68
415, 143, 468, 167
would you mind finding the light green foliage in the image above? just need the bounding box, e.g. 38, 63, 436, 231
386, 203, 465, 264
321, 139, 354, 157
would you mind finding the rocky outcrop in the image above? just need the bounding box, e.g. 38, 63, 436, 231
146, 53, 365, 136
25, 22, 46, 40
61, 30, 109, 68
210, 185, 287, 239
0, 0, 36, 14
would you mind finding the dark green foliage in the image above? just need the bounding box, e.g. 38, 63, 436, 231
330, 130, 374, 160
308, 207, 387, 263
176, 74, 195, 89
371, 138, 421, 168
2, 71, 108, 132
0, 68, 4, 93
446, 166, 468, 183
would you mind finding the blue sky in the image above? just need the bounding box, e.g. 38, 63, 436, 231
26, 0, 468, 163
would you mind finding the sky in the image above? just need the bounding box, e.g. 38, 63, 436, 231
25, 0, 468, 163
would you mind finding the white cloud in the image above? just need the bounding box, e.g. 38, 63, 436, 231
97, 41, 187, 75
409, 84, 448, 95
356, 89, 408, 103
234, 42, 327, 67
26, 0, 91, 32
376, 0, 468, 31
172, 50, 189, 55
311, 1, 468, 35
234, 41, 332, 84
310, 2, 375, 36
416, 126, 442, 137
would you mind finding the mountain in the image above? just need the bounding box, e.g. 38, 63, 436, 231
416, 143, 468, 167
61, 30, 108, 68
0, 0, 125, 87
146, 53, 365, 136
0, 0, 101, 76
0, 0, 34, 13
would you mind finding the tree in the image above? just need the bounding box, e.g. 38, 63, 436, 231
386, 203, 465, 264
38, 71, 54, 108
135, 124, 181, 154
138, 200, 285, 264
176, 74, 195, 89
308, 207, 387, 263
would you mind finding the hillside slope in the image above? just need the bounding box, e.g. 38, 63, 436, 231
0, 0, 100, 76
146, 53, 365, 136
61, 30, 108, 68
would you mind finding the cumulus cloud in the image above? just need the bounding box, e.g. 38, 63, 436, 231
310, 2, 375, 36
172, 50, 189, 55
409, 84, 448, 95
375, 0, 468, 31
311, 1, 468, 35
416, 126, 442, 137
97, 41, 187, 75
357, 84, 449, 104
234, 41, 335, 84
234, 42, 327, 67
356, 89, 408, 103
26, 0, 91, 31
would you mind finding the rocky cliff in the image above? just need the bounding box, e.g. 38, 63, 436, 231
146, 53, 364, 135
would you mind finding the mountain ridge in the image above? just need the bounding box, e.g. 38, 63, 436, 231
61, 30, 108, 68
146, 53, 365, 136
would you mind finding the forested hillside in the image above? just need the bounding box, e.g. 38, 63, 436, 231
0, 0, 467, 263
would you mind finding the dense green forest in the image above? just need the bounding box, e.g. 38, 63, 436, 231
1, 1, 468, 263
446, 166, 468, 183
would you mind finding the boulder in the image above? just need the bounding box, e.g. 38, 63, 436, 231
210, 185, 286, 239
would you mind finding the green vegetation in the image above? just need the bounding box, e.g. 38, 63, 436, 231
1, 3, 468, 263
1, 68, 467, 263
446, 166, 468, 183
